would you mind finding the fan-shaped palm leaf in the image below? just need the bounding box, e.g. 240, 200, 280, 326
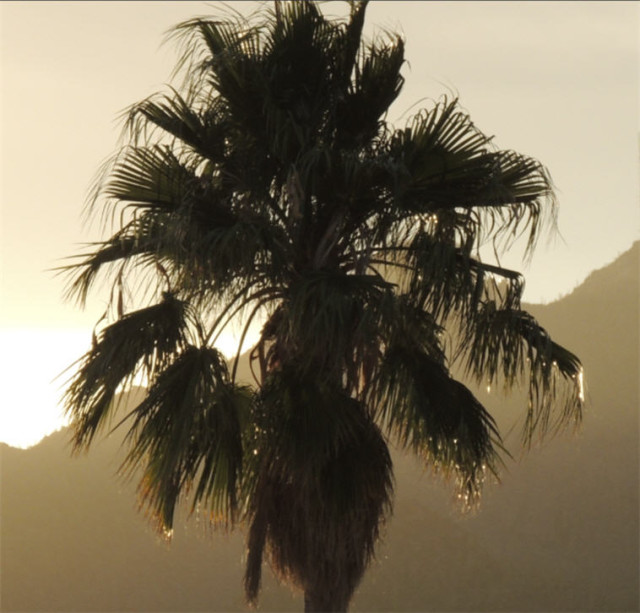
120, 345, 252, 530
63, 292, 191, 450
383, 97, 555, 253
460, 302, 583, 442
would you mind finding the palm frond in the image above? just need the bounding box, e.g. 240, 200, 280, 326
336, 35, 405, 148
371, 343, 502, 509
369, 295, 502, 506
122, 345, 253, 531
101, 144, 202, 210
329, 0, 368, 93
400, 232, 524, 323
63, 293, 191, 450
123, 89, 226, 164
68, 164, 290, 311
383, 97, 556, 255
175, 17, 266, 135
58, 212, 172, 306
460, 303, 583, 443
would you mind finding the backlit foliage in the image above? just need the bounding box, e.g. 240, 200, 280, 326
61, 2, 582, 609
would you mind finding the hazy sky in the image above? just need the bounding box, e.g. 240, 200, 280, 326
1, 1, 638, 446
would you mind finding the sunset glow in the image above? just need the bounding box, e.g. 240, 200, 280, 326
0, 326, 260, 449
0, 328, 90, 448
1, 3, 637, 612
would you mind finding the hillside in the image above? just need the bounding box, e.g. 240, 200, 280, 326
1, 243, 638, 612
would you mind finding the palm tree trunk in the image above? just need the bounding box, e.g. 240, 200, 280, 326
304, 591, 346, 613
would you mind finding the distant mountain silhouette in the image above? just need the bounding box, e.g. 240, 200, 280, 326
2, 243, 638, 612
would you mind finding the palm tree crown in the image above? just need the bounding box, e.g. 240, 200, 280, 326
61, 2, 583, 610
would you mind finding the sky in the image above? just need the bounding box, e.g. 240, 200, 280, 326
1, 1, 638, 447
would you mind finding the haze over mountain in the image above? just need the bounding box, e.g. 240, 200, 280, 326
2, 243, 638, 612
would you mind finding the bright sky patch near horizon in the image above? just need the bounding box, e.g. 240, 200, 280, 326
1, 1, 638, 448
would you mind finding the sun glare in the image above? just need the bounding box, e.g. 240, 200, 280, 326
0, 328, 92, 449
577, 369, 585, 403
212, 322, 262, 362
0, 325, 262, 449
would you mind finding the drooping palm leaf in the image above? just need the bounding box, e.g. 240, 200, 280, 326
460, 302, 583, 443
122, 344, 252, 531
63, 292, 191, 450
369, 296, 502, 507
58, 211, 174, 307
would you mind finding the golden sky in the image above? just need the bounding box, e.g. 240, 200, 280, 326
1, 1, 638, 446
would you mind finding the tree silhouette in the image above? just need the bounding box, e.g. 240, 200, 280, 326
61, 2, 583, 611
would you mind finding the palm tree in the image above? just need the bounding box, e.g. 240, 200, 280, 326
61, 2, 583, 611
